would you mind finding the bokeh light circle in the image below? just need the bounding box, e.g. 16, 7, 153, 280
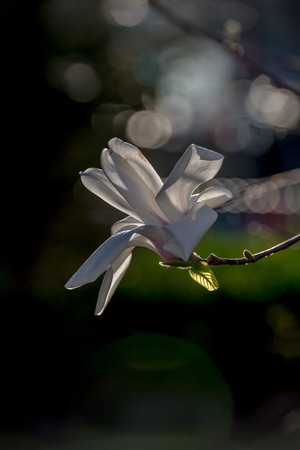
126, 110, 172, 149
64, 63, 102, 103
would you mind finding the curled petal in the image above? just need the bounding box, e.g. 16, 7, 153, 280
190, 186, 233, 209
111, 218, 175, 258
163, 202, 218, 261
80, 168, 138, 219
111, 216, 143, 234
65, 224, 174, 291
93, 226, 177, 314
111, 218, 176, 260
95, 249, 132, 316
101, 138, 168, 225
64, 230, 137, 289
156, 144, 224, 222
131, 226, 175, 260
108, 138, 163, 193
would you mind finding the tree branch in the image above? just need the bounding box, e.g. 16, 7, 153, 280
197, 233, 300, 266
149, 0, 300, 95
160, 234, 300, 268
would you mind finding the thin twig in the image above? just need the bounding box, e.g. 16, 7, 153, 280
199, 233, 300, 266
149, 0, 300, 95
160, 234, 300, 268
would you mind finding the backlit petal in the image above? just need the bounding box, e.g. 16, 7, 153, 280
131, 226, 175, 260
101, 138, 168, 225
114, 223, 175, 259
95, 249, 132, 316
65, 224, 174, 291
163, 202, 218, 260
156, 144, 224, 222
64, 230, 137, 289
81, 168, 138, 218
111, 216, 143, 234
190, 186, 233, 209
95, 226, 177, 315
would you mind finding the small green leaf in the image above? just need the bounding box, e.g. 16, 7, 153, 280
189, 262, 219, 291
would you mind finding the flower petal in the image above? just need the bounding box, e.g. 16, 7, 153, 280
114, 223, 176, 259
64, 230, 137, 289
111, 216, 143, 234
101, 138, 168, 225
65, 224, 173, 290
131, 226, 175, 260
95, 249, 132, 316
95, 225, 178, 314
80, 168, 138, 219
111, 217, 174, 256
163, 202, 218, 260
156, 144, 224, 222
190, 186, 233, 209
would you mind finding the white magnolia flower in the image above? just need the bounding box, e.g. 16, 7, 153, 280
65, 138, 232, 315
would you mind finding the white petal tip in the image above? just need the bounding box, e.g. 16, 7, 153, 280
64, 282, 76, 290
108, 137, 122, 148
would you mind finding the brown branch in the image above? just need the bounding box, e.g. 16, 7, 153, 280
160, 234, 300, 269
149, 0, 300, 95
197, 234, 300, 266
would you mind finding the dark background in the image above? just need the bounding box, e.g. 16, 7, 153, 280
1, 1, 300, 448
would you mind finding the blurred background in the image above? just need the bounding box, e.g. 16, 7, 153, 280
1, 0, 300, 448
